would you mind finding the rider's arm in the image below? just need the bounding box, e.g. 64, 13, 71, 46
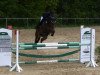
40, 16, 43, 21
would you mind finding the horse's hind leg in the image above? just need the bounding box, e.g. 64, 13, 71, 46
40, 36, 47, 43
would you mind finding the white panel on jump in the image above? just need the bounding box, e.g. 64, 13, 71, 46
0, 53, 11, 66
80, 26, 95, 63
0, 28, 12, 67
0, 28, 12, 38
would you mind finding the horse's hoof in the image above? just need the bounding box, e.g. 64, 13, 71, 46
51, 34, 54, 36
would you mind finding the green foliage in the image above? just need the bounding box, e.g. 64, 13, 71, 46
0, 0, 100, 18
0, 0, 100, 28
56, 0, 99, 18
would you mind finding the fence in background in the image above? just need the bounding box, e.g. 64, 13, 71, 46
0, 18, 100, 28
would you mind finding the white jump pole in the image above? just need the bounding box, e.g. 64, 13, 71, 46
86, 29, 98, 67
10, 30, 22, 72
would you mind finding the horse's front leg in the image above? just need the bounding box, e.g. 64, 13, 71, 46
35, 32, 40, 43
40, 36, 47, 43
51, 30, 55, 36
35, 36, 40, 43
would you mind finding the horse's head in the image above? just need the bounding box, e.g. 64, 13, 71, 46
46, 15, 56, 24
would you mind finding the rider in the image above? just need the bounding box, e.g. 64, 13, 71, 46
36, 7, 54, 28
39, 11, 51, 25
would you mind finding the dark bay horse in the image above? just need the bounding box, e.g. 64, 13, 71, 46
35, 15, 55, 43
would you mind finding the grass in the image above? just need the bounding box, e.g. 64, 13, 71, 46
95, 46, 100, 62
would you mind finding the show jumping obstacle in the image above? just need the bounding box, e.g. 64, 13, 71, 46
0, 25, 98, 72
